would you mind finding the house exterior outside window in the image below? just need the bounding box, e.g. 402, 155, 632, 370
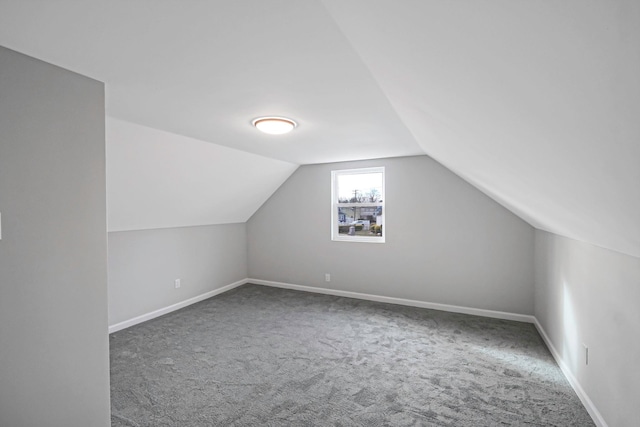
331, 167, 385, 243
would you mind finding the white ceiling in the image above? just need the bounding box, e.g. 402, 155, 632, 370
107, 118, 297, 232
0, 1, 422, 164
1, 1, 638, 257
322, 0, 640, 258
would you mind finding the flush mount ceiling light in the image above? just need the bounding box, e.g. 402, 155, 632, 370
252, 116, 297, 135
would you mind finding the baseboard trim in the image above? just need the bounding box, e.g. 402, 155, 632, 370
108, 278, 249, 334
248, 278, 535, 324
533, 319, 608, 427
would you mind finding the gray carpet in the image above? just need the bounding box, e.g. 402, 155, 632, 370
110, 284, 594, 426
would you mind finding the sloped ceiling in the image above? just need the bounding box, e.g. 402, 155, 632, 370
0, 1, 638, 256
321, 0, 640, 257
107, 118, 297, 232
0, 1, 422, 164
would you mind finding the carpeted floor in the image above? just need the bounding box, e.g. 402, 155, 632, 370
110, 284, 594, 426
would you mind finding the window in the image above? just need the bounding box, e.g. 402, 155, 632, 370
331, 167, 385, 243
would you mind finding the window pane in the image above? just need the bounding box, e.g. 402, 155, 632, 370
337, 207, 383, 237
337, 172, 383, 203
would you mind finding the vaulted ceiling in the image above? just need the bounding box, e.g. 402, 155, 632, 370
1, 1, 638, 256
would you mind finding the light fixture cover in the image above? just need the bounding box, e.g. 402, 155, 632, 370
252, 117, 297, 135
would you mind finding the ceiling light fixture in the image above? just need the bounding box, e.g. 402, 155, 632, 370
252, 116, 297, 135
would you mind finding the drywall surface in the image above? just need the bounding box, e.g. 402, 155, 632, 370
0, 46, 110, 426
323, 0, 640, 258
534, 230, 640, 427
107, 117, 298, 232
248, 156, 535, 314
108, 223, 247, 326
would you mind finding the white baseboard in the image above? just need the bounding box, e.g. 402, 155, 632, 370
248, 278, 535, 324
108, 278, 248, 334
533, 319, 607, 427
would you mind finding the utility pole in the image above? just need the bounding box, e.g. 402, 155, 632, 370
352, 189, 359, 224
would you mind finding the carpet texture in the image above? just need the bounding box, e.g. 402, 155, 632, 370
110, 284, 594, 426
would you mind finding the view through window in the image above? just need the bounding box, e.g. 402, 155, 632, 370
331, 167, 385, 242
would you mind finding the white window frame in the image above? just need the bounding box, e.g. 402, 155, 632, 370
331, 166, 385, 243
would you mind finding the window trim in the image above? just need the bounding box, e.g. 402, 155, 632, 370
331, 166, 385, 243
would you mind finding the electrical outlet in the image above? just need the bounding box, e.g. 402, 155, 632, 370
175, 279, 181, 289
325, 273, 331, 282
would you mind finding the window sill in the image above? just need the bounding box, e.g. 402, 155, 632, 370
332, 236, 385, 243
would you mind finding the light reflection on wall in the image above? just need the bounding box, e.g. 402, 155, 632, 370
561, 279, 579, 374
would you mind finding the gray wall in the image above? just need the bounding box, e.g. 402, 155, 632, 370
108, 223, 248, 326
534, 230, 640, 427
0, 47, 110, 426
248, 156, 535, 314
